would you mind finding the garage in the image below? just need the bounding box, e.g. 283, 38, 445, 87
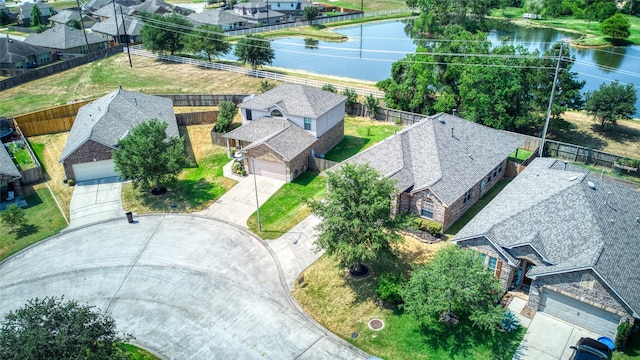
72, 160, 118, 182
250, 159, 286, 181
539, 290, 620, 338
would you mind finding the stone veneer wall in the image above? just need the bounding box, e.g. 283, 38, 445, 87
526, 270, 634, 320
313, 119, 344, 155
456, 237, 514, 292
62, 140, 113, 181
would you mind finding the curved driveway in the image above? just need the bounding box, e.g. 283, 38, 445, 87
0, 215, 367, 360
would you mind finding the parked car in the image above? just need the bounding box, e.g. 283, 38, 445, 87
569, 337, 613, 360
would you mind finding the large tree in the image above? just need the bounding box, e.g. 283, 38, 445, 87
140, 13, 193, 55
303, 6, 319, 23
0, 204, 27, 233
234, 35, 275, 70
29, 4, 43, 27
584, 81, 637, 127
402, 246, 503, 331
0, 297, 131, 360
413, 0, 493, 34
113, 118, 189, 192
182, 24, 231, 62
600, 13, 631, 41
308, 163, 401, 274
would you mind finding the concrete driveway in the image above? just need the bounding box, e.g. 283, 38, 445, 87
69, 177, 124, 229
0, 215, 367, 360
196, 175, 285, 228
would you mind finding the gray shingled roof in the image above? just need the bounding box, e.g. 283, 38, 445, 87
84, 0, 140, 12
59, 89, 178, 162
91, 16, 143, 37
49, 9, 81, 24
240, 84, 346, 119
224, 117, 316, 161
0, 145, 21, 178
343, 113, 525, 206
187, 9, 245, 26
19, 3, 55, 19
454, 157, 640, 316
24, 25, 106, 50
91, 4, 131, 18
0, 38, 50, 64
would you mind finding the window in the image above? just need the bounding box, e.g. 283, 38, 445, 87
420, 199, 434, 219
478, 252, 487, 265
463, 189, 472, 204
488, 256, 498, 271
270, 109, 283, 117
245, 109, 252, 121
487, 162, 504, 183
304, 117, 311, 130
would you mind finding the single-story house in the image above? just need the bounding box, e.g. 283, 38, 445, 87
91, 15, 144, 44
59, 88, 179, 182
233, 2, 284, 25
128, 0, 191, 16
83, 0, 141, 14
17, 3, 56, 27
24, 25, 108, 57
223, 84, 346, 182
48, 9, 96, 28
0, 37, 53, 76
0, 142, 23, 205
341, 113, 525, 232
453, 157, 640, 338
187, 9, 246, 31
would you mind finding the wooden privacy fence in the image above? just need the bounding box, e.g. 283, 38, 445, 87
175, 111, 218, 126
14, 100, 93, 137
544, 139, 638, 170
308, 156, 338, 173
160, 94, 247, 106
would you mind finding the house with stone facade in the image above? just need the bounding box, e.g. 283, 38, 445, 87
59, 88, 178, 182
223, 84, 346, 182
453, 157, 639, 339
341, 113, 524, 232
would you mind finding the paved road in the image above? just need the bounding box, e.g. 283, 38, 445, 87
0, 215, 367, 360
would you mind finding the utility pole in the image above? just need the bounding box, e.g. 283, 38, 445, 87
112, 0, 121, 44
120, 5, 132, 67
539, 42, 564, 158
251, 158, 262, 232
265, 0, 269, 26
76, 0, 90, 52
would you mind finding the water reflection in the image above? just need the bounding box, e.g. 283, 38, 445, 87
575, 46, 626, 73
304, 38, 319, 50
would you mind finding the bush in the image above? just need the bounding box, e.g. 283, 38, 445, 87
616, 320, 632, 349
413, 218, 442, 236
500, 311, 520, 332
260, 80, 275, 93
342, 88, 358, 108
232, 161, 243, 173
376, 273, 405, 305
322, 83, 337, 93
617, 158, 639, 168
241, 169, 247, 176
67, 179, 75, 186
215, 101, 237, 133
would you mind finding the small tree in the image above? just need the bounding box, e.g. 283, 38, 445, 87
214, 101, 237, 133
342, 88, 358, 113
364, 94, 379, 118
182, 24, 231, 62
112, 119, 189, 193
402, 246, 504, 332
308, 163, 401, 274
0, 204, 27, 233
0, 9, 11, 26
584, 81, 637, 128
322, 83, 337, 93
69, 19, 82, 30
260, 80, 276, 93
234, 35, 275, 70
0, 297, 131, 360
303, 6, 319, 23
600, 13, 631, 41
29, 5, 43, 27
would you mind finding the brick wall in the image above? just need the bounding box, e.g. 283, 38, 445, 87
456, 237, 515, 292
313, 119, 344, 155
287, 146, 311, 181
526, 270, 634, 318
400, 190, 446, 227
62, 140, 113, 181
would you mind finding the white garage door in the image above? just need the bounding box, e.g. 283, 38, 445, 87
251, 159, 286, 181
72, 160, 118, 182
539, 290, 620, 338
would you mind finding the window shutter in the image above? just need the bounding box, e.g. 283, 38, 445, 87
495, 260, 502, 278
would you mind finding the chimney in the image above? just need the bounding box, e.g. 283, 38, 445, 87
452, 108, 457, 116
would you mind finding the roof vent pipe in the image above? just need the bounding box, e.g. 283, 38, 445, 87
452, 109, 457, 116
134, 98, 137, 106
563, 161, 567, 170
601, 169, 605, 179
451, 127, 454, 137
606, 191, 612, 205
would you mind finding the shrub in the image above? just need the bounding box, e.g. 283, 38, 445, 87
260, 80, 275, 93
412, 218, 442, 236
342, 88, 358, 108
322, 83, 337, 93
241, 169, 247, 176
615, 320, 632, 349
617, 158, 639, 168
232, 161, 243, 173
500, 311, 520, 332
214, 101, 237, 133
376, 273, 405, 305
364, 94, 379, 118
67, 179, 75, 186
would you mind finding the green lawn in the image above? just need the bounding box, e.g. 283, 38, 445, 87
122, 344, 161, 360
324, 117, 403, 162
8, 143, 37, 170
0, 184, 67, 261
446, 179, 512, 237
508, 149, 532, 163
247, 172, 326, 239
614, 329, 640, 359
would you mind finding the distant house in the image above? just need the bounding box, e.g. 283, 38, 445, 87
17, 3, 56, 27
59, 89, 179, 182
340, 113, 525, 232
91, 15, 144, 44
24, 24, 108, 57
263, 0, 313, 20
83, 0, 141, 14
128, 0, 191, 16
223, 84, 346, 182
0, 37, 53, 76
233, 2, 284, 25
187, 9, 246, 31
48, 9, 96, 28
453, 158, 640, 338
0, 5, 18, 24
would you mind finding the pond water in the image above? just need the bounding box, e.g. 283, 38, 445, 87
224, 20, 640, 116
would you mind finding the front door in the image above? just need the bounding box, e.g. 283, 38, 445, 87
513, 260, 535, 290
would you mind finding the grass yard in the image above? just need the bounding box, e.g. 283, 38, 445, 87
292, 238, 524, 360
548, 111, 640, 160
508, 148, 532, 163
247, 172, 326, 239
324, 116, 403, 162
28, 133, 73, 220
0, 184, 67, 261
445, 179, 511, 237
122, 344, 161, 360
8, 142, 37, 170
614, 330, 640, 360
121, 124, 236, 213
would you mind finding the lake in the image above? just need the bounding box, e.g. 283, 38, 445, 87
224, 20, 640, 116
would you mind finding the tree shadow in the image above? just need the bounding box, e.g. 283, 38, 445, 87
15, 224, 39, 238
136, 178, 221, 212
21, 185, 43, 209
178, 126, 198, 166
324, 136, 371, 162
548, 118, 607, 150
590, 123, 640, 144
